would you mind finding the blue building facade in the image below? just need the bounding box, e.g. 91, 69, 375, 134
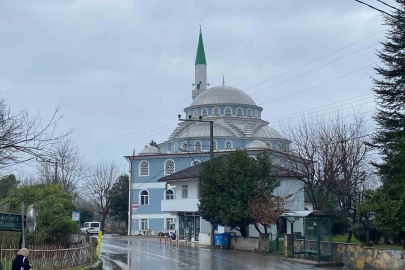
125, 31, 297, 235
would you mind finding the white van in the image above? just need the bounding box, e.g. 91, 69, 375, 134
81, 222, 100, 235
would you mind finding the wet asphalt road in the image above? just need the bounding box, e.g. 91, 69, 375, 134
100, 235, 342, 270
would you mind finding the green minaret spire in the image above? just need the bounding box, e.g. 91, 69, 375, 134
195, 27, 207, 65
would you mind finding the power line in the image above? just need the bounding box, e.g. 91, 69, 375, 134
354, 0, 397, 18
376, 0, 405, 14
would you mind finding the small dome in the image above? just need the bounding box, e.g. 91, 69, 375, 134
190, 86, 257, 107
139, 146, 162, 156
253, 126, 284, 139
245, 140, 268, 150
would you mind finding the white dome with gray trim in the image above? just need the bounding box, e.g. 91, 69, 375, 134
245, 140, 268, 150
178, 123, 234, 138
139, 146, 162, 155
190, 86, 257, 107
253, 126, 283, 139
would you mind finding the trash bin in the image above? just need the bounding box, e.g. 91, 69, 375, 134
215, 233, 231, 249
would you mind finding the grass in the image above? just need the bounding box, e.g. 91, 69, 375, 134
332, 234, 404, 250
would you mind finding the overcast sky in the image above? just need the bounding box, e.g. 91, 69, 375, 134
0, 0, 396, 176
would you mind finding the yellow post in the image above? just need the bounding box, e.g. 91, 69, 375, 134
96, 231, 103, 257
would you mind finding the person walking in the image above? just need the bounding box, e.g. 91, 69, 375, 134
12, 248, 32, 270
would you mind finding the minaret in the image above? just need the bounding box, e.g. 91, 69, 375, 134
192, 27, 208, 100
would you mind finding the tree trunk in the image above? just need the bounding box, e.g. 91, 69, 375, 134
384, 232, 390, 245
210, 223, 215, 246
240, 226, 248, 237
366, 228, 370, 246
347, 230, 352, 243
400, 230, 405, 250
254, 223, 262, 234
101, 213, 107, 233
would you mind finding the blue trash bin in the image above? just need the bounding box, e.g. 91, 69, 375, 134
215, 233, 231, 249
214, 233, 223, 247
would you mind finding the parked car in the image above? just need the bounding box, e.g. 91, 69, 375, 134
81, 222, 100, 235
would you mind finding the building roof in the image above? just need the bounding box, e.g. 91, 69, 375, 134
158, 163, 203, 182
246, 140, 268, 150
190, 86, 257, 107
139, 146, 162, 155
195, 32, 207, 65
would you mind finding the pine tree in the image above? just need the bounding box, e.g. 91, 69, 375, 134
371, 1, 405, 248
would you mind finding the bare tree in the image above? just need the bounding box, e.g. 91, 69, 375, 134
282, 111, 375, 242
85, 162, 119, 232
0, 99, 67, 173
38, 139, 86, 193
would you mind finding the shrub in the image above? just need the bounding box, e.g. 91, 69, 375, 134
353, 222, 382, 245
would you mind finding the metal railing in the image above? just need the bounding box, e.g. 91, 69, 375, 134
0, 242, 97, 270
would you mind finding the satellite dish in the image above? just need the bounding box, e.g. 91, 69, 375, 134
26, 205, 37, 233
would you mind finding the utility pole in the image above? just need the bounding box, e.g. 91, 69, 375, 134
178, 114, 214, 245
38, 159, 58, 184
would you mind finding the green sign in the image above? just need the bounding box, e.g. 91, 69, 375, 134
0, 213, 22, 232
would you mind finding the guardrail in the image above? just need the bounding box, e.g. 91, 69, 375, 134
0, 242, 97, 270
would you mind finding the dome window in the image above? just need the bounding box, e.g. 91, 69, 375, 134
265, 141, 271, 148
194, 140, 202, 152
225, 140, 233, 150
237, 107, 243, 117
202, 108, 208, 117
191, 160, 201, 166
225, 107, 232, 116
164, 159, 175, 175
139, 161, 149, 176
247, 109, 252, 117
213, 107, 220, 116
193, 109, 198, 118
181, 141, 188, 152
255, 110, 259, 118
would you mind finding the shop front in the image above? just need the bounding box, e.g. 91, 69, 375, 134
178, 212, 200, 242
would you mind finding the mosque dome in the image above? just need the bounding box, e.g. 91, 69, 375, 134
139, 146, 162, 156
245, 140, 268, 150
190, 86, 257, 107
253, 126, 283, 139
178, 122, 235, 139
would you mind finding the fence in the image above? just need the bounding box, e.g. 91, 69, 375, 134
268, 233, 284, 254
0, 242, 97, 270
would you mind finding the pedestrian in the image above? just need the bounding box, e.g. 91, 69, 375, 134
12, 248, 32, 270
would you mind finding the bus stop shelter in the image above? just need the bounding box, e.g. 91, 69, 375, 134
280, 210, 332, 262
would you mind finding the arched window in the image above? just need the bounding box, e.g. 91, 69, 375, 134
210, 140, 217, 150
202, 108, 208, 117
236, 107, 243, 117
164, 159, 175, 175
191, 160, 201, 166
247, 108, 252, 117
225, 107, 232, 116
265, 141, 271, 148
181, 141, 188, 152
225, 140, 233, 150
213, 107, 220, 116
139, 160, 149, 176
255, 110, 259, 118
194, 140, 202, 152
140, 190, 149, 205
166, 189, 174, 200
193, 109, 198, 118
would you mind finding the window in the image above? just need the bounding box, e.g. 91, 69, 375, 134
225, 140, 233, 150
281, 159, 287, 168
210, 140, 217, 150
139, 160, 149, 176
194, 140, 202, 152
174, 143, 177, 153
140, 219, 148, 231
202, 108, 208, 117
213, 107, 220, 116
182, 185, 188, 199
191, 160, 201, 166
166, 189, 174, 200
236, 107, 243, 117
193, 109, 198, 118
255, 110, 259, 118
90, 223, 99, 228
247, 108, 252, 117
140, 190, 149, 205
164, 159, 175, 175
166, 218, 174, 230
225, 107, 232, 116
265, 141, 271, 148
181, 141, 188, 152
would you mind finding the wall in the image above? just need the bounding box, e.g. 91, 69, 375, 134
284, 235, 405, 270
230, 234, 269, 253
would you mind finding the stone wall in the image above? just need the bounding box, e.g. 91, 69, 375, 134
230, 234, 269, 253
284, 235, 405, 270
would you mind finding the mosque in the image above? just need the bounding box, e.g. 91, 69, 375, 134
125, 30, 305, 242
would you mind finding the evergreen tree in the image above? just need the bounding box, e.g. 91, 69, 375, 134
371, 1, 405, 248
149, 140, 160, 149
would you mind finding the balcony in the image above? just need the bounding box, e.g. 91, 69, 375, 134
161, 199, 199, 212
